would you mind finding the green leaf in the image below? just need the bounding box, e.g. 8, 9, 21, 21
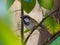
24, 29, 30, 33
44, 16, 60, 34
38, 0, 54, 10
0, 14, 21, 45
0, 22, 21, 45
21, 0, 36, 13
6, 0, 15, 10
50, 36, 60, 45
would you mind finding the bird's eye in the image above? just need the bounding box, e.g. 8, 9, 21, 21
24, 18, 30, 25
24, 18, 30, 22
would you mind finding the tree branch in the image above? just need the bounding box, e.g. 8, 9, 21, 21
21, 6, 24, 45
24, 8, 59, 44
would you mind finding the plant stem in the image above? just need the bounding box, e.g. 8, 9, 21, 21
24, 8, 59, 44
21, 5, 24, 45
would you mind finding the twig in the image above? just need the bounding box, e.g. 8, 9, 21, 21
24, 8, 59, 44
21, 5, 24, 45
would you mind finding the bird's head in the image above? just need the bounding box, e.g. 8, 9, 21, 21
21, 15, 31, 25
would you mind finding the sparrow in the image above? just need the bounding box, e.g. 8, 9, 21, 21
21, 15, 51, 45
21, 15, 43, 32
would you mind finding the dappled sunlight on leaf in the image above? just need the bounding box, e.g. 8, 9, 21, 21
44, 16, 60, 34
38, 0, 54, 10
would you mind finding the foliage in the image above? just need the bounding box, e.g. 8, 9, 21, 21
21, 0, 54, 13
44, 16, 60, 34
38, 0, 54, 10
21, 0, 36, 13
24, 29, 30, 33
0, 14, 21, 45
0, 0, 60, 45
50, 36, 60, 45
6, 0, 15, 10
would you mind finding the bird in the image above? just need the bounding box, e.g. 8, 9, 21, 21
21, 15, 43, 32
21, 15, 51, 45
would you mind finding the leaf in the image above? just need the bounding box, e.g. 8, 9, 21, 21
24, 29, 30, 33
38, 0, 54, 10
44, 16, 60, 34
0, 14, 21, 45
6, 0, 15, 10
0, 37, 5, 45
0, 23, 21, 45
21, 0, 36, 13
50, 36, 60, 45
